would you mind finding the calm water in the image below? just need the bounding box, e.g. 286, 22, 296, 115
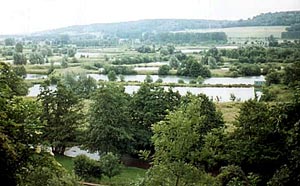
204, 76, 265, 85
28, 84, 259, 102
87, 74, 265, 85
27, 84, 57, 97
25, 74, 48, 80
124, 85, 260, 102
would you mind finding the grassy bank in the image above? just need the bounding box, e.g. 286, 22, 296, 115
55, 155, 146, 185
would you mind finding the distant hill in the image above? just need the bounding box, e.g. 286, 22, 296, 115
35, 11, 300, 38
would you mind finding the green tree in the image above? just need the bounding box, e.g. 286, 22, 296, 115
4, 38, 15, 46
142, 94, 223, 185
13, 65, 27, 78
107, 70, 117, 81
15, 43, 23, 53
38, 83, 83, 155
61, 56, 68, 68
158, 65, 171, 75
29, 52, 45, 64
86, 84, 132, 154
144, 74, 153, 83
0, 64, 43, 184
0, 62, 28, 96
13, 52, 27, 65
129, 84, 181, 151
169, 56, 180, 69
99, 152, 123, 179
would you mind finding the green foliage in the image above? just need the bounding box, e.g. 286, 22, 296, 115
5, 38, 15, 46
61, 56, 68, 68
142, 94, 223, 185
99, 152, 123, 179
265, 70, 281, 85
67, 47, 76, 57
13, 52, 27, 65
148, 32, 227, 44
38, 83, 83, 155
19, 153, 80, 186
177, 56, 211, 78
129, 84, 181, 151
86, 84, 132, 154
169, 56, 180, 69
74, 155, 102, 180
282, 62, 300, 87
136, 45, 154, 53
29, 52, 45, 64
62, 73, 97, 99
103, 65, 137, 75
13, 65, 27, 78
144, 74, 153, 83
0, 62, 28, 96
158, 65, 170, 75
108, 70, 117, 81
112, 55, 162, 65
15, 43, 23, 53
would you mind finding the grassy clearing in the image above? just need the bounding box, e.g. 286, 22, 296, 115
55, 155, 74, 173
216, 102, 241, 132
55, 155, 147, 185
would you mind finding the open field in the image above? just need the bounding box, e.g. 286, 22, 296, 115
178, 26, 287, 38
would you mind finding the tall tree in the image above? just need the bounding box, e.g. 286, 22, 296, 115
141, 94, 223, 186
85, 84, 132, 154
129, 84, 181, 152
38, 83, 83, 155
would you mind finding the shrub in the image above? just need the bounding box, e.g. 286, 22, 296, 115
99, 153, 123, 179
73, 155, 102, 180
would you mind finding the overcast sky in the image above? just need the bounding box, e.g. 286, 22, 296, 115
0, 0, 299, 35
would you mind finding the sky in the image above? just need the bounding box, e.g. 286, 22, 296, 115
0, 0, 299, 35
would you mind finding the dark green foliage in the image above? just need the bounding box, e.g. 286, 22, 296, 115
107, 70, 117, 81
238, 64, 261, 76
29, 52, 45, 64
144, 75, 153, 83
0, 62, 28, 96
282, 24, 300, 39
13, 52, 27, 65
158, 65, 170, 75
12, 65, 27, 78
177, 56, 211, 78
74, 155, 102, 180
282, 62, 300, 87
38, 83, 83, 155
20, 153, 80, 186
112, 55, 162, 65
136, 45, 154, 53
129, 84, 181, 151
86, 84, 132, 154
103, 65, 137, 75
141, 94, 223, 185
265, 70, 281, 85
15, 43, 23, 53
148, 32, 227, 44
4, 38, 15, 46
99, 152, 123, 179
62, 74, 97, 99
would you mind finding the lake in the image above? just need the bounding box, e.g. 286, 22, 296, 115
28, 84, 261, 102
25, 74, 48, 80
87, 74, 265, 85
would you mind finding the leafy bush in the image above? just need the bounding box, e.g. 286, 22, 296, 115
99, 152, 123, 179
73, 155, 102, 180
